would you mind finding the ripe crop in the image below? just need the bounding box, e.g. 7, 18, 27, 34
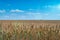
0, 21, 60, 40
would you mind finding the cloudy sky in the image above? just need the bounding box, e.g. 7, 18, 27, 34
0, 0, 60, 20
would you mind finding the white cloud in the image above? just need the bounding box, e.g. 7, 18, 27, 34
45, 5, 52, 8
44, 14, 49, 16
56, 5, 60, 9
29, 9, 34, 10
26, 12, 42, 19
0, 10, 6, 13
7, 4, 11, 6
27, 12, 41, 15
45, 4, 60, 9
3, 15, 9, 18
0, 15, 10, 20
57, 14, 60, 16
10, 9, 24, 13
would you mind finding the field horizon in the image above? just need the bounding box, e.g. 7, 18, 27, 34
0, 20, 60, 24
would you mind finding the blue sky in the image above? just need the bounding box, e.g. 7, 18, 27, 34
0, 0, 60, 20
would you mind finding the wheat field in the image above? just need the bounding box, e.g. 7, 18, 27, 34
0, 20, 60, 40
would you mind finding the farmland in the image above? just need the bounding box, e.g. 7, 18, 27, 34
0, 20, 60, 40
